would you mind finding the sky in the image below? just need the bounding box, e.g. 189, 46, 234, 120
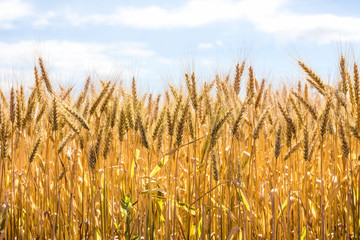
0, 0, 360, 93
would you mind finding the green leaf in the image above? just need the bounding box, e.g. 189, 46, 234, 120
38, 156, 46, 173
135, 149, 140, 160
241, 151, 250, 169
113, 222, 122, 233
308, 199, 317, 219
196, 161, 206, 171
198, 217, 202, 235
176, 202, 197, 215
301, 226, 307, 240
237, 188, 251, 212
150, 156, 169, 177
277, 199, 288, 220
141, 188, 166, 196
200, 135, 210, 163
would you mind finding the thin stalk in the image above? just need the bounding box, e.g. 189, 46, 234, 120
320, 139, 325, 240
172, 150, 180, 240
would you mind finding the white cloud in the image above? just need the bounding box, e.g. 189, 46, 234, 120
216, 40, 223, 46
33, 11, 57, 26
251, 13, 360, 43
198, 43, 213, 49
0, 0, 32, 28
201, 59, 213, 66
61, 0, 360, 43
63, 0, 244, 29
64, 0, 284, 29
0, 41, 156, 86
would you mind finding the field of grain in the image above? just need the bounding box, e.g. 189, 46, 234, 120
0, 56, 359, 239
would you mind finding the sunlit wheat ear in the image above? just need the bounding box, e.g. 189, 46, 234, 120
95, 127, 103, 158
210, 148, 219, 182
278, 102, 296, 139
61, 86, 74, 101
298, 61, 326, 95
353, 63, 360, 130
103, 119, 113, 159
209, 109, 232, 150
283, 140, 302, 161
152, 110, 165, 141
157, 125, 164, 152
74, 76, 91, 110
88, 145, 96, 171
36, 104, 46, 124
304, 83, 309, 101
82, 99, 90, 118
152, 94, 161, 121
0, 107, 9, 159
319, 95, 332, 141
9, 87, 15, 125
50, 97, 58, 132
254, 77, 260, 92
146, 93, 153, 115
203, 89, 212, 119
252, 107, 269, 140
39, 57, 54, 95
62, 112, 84, 149
297, 80, 302, 93
22, 89, 37, 128
246, 66, 255, 103
175, 100, 189, 146
354, 63, 359, 103
110, 97, 118, 129
169, 85, 179, 100
190, 73, 198, 110
34, 66, 43, 103
168, 96, 182, 137
100, 83, 116, 114
58, 132, 75, 154
292, 90, 318, 120
339, 120, 349, 158
289, 96, 304, 126
166, 108, 173, 137
29, 137, 41, 164
187, 111, 195, 139
131, 77, 138, 109
231, 102, 247, 137
185, 74, 192, 102
275, 125, 281, 159
20, 85, 25, 111
61, 101, 90, 131
90, 81, 110, 116
349, 123, 360, 142
0, 89, 8, 109
234, 61, 245, 96
118, 108, 128, 142
339, 55, 348, 95
215, 75, 223, 104
254, 78, 265, 109
333, 89, 347, 109
347, 70, 355, 107
15, 90, 22, 131
303, 124, 309, 161
136, 110, 149, 150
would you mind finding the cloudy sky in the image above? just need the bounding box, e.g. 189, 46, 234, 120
0, 0, 359, 92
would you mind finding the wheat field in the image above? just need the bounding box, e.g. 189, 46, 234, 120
0, 56, 359, 239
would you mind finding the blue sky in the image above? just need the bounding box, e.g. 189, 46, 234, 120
0, 0, 360, 92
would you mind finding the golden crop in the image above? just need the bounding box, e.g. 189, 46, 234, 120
0, 57, 359, 239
